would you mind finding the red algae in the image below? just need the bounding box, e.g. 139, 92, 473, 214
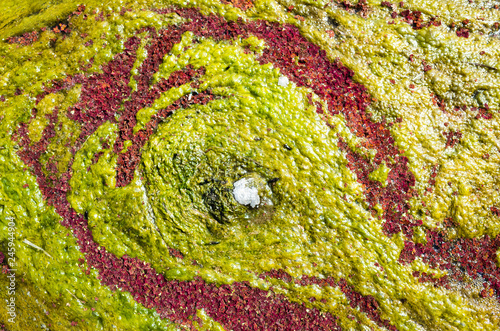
6, 30, 39, 46
399, 230, 500, 300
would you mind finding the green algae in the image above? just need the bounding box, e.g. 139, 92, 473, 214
67, 31, 500, 330
1, 0, 500, 330
194, 309, 225, 331
0, 137, 183, 330
368, 161, 390, 187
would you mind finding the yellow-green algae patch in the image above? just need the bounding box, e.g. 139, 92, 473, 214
1, 0, 500, 330
0, 134, 183, 330
194, 308, 226, 331
66, 30, 500, 330
369, 161, 390, 187
300, 3, 500, 239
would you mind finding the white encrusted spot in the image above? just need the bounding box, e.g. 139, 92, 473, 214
233, 178, 260, 208
278, 75, 289, 87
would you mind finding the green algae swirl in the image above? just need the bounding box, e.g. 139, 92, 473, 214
1, 0, 500, 330
70, 35, 364, 283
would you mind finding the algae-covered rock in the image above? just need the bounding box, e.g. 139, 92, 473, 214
1, 0, 500, 330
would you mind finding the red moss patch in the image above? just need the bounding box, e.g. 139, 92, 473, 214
220, 0, 254, 11
443, 130, 462, 148
456, 27, 470, 38
380, 2, 441, 29
338, 0, 370, 17
6, 31, 39, 46
400, 230, 500, 300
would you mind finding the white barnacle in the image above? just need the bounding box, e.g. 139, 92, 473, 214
278, 75, 289, 87
233, 177, 260, 208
